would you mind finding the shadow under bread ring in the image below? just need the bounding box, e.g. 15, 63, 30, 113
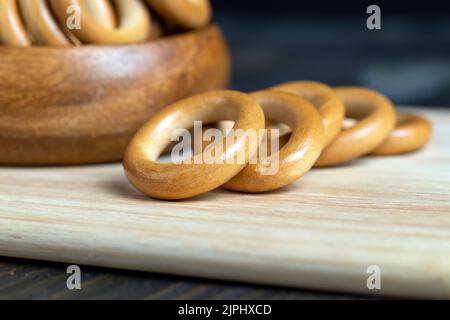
315, 87, 396, 167
50, 0, 152, 44
123, 91, 266, 200
371, 112, 433, 155
146, 0, 212, 29
223, 91, 324, 193
270, 81, 345, 148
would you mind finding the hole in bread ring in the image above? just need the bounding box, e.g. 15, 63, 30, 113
223, 91, 324, 193
271, 81, 345, 148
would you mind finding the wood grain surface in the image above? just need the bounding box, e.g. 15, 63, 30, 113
0, 108, 449, 299
0, 25, 230, 165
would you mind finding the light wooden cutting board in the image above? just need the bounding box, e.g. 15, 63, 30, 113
0, 108, 449, 299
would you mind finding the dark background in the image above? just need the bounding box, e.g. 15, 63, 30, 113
213, 0, 450, 107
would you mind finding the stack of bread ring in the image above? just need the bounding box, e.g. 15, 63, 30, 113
124, 81, 433, 200
0, 0, 212, 46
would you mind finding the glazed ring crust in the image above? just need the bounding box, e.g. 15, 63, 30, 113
123, 90, 265, 200
83, 0, 117, 29
271, 81, 345, 147
0, 0, 32, 46
146, 0, 212, 29
18, 0, 71, 46
223, 91, 324, 193
371, 112, 433, 155
316, 87, 396, 167
50, 0, 152, 44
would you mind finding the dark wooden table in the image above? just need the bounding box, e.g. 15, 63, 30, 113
0, 257, 367, 300
1, 12, 447, 300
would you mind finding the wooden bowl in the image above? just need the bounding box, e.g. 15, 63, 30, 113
0, 25, 231, 165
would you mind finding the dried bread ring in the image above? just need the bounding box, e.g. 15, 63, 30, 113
123, 91, 265, 200
49, 0, 152, 44
371, 112, 433, 155
18, 0, 71, 46
316, 87, 396, 167
223, 91, 324, 193
0, 0, 32, 46
271, 81, 345, 147
84, 0, 117, 29
146, 0, 211, 29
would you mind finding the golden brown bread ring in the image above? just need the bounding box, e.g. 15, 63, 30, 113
371, 112, 433, 155
316, 87, 396, 167
0, 0, 32, 46
18, 0, 71, 47
123, 91, 265, 200
223, 91, 324, 193
271, 81, 345, 147
50, 0, 152, 44
84, 0, 117, 29
146, 0, 212, 29
61, 0, 118, 44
